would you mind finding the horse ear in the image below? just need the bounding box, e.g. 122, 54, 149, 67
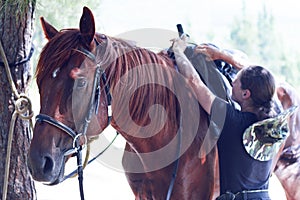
40, 17, 59, 40
79, 7, 95, 46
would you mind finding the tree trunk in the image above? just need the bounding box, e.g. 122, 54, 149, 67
0, 1, 36, 199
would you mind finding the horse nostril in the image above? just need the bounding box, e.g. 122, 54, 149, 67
43, 156, 54, 174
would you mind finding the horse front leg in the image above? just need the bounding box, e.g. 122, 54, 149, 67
122, 143, 151, 199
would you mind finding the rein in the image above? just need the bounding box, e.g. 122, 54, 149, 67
166, 116, 182, 200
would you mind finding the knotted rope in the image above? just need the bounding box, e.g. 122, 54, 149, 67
0, 40, 34, 200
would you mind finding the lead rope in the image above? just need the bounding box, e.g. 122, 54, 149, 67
0, 40, 34, 200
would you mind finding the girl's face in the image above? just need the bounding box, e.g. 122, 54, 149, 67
231, 72, 244, 104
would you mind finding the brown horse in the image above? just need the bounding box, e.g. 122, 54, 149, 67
274, 81, 300, 200
27, 7, 217, 200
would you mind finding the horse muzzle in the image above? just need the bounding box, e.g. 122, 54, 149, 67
27, 145, 66, 185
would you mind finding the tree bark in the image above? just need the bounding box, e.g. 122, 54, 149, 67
0, 1, 36, 199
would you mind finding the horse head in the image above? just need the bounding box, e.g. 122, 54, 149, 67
27, 7, 110, 184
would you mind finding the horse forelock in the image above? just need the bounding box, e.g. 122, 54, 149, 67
36, 29, 92, 116
36, 29, 82, 86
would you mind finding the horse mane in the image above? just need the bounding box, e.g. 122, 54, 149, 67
99, 36, 184, 137
100, 35, 175, 88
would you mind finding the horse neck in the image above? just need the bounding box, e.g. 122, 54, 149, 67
101, 37, 181, 149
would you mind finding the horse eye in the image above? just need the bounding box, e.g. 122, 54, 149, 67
76, 78, 87, 88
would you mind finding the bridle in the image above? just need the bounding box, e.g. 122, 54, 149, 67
35, 38, 110, 200
36, 64, 104, 154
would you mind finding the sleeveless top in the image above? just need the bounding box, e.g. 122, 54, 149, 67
211, 97, 273, 194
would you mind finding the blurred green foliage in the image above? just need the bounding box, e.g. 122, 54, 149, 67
229, 1, 300, 91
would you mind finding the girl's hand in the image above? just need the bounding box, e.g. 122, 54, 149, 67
195, 44, 221, 61
171, 35, 189, 54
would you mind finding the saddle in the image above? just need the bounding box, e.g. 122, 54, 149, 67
171, 43, 239, 157
183, 44, 236, 105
